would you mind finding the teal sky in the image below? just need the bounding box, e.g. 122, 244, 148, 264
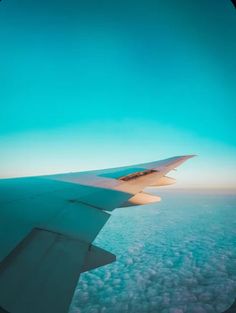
0, 0, 236, 188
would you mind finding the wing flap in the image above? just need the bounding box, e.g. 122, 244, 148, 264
81, 244, 116, 273
0, 228, 89, 313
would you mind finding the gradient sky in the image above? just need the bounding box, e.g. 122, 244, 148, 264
0, 0, 235, 188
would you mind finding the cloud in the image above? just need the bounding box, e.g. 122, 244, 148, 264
70, 193, 236, 313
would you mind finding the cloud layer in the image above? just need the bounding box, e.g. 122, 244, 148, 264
70, 191, 236, 313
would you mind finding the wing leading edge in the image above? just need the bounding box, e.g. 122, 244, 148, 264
0, 155, 195, 313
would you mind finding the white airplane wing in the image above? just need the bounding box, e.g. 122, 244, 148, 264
0, 155, 194, 313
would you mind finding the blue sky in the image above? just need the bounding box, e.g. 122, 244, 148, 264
0, 0, 235, 188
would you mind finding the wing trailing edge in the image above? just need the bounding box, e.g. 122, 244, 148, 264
0, 228, 116, 313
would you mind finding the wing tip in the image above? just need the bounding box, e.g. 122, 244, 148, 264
179, 154, 197, 159
171, 155, 197, 163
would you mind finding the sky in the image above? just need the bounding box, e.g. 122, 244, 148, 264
0, 0, 235, 188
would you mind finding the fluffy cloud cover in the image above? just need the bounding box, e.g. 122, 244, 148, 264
70, 191, 236, 313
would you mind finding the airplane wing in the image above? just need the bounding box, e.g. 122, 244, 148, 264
0, 155, 194, 313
